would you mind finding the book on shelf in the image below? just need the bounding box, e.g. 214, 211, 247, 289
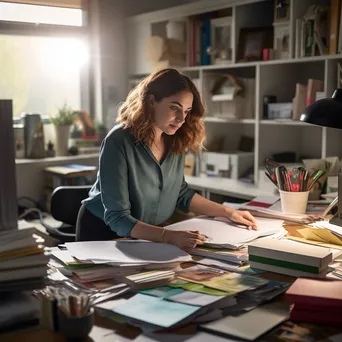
329, 0, 341, 54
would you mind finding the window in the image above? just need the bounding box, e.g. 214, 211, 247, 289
0, 1, 90, 117
0, 34, 89, 117
0, 2, 83, 26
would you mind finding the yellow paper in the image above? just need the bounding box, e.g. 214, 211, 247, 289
297, 228, 326, 242
0, 246, 44, 260
311, 228, 342, 246
286, 236, 342, 250
178, 271, 267, 294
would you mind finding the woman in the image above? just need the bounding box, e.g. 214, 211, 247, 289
78, 68, 257, 250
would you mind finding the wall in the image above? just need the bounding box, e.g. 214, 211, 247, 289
97, 0, 200, 129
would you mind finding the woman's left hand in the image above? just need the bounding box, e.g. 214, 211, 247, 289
227, 209, 258, 230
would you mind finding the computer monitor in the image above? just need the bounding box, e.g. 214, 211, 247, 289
0, 100, 18, 230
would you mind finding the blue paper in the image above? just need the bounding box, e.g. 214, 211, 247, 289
112, 293, 200, 328
139, 286, 184, 298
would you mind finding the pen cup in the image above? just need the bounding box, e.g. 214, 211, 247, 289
279, 190, 310, 214
57, 307, 94, 340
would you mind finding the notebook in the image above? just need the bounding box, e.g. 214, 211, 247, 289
200, 301, 289, 341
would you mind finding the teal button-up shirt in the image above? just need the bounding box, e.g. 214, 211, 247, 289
83, 124, 196, 237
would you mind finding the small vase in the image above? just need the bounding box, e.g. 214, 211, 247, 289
54, 125, 70, 156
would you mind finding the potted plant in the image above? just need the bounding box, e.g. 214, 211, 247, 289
50, 103, 75, 156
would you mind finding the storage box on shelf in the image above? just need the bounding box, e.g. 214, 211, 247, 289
127, 0, 342, 191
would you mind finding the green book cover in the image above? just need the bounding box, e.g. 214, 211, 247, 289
248, 255, 326, 274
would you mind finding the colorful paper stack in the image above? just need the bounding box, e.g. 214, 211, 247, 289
285, 278, 342, 325
248, 239, 332, 277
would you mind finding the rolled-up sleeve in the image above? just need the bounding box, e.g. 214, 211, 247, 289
176, 177, 196, 213
99, 136, 138, 237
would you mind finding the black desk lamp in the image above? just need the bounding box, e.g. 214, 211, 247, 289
300, 88, 342, 226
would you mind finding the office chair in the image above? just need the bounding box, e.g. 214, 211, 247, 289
47, 185, 92, 242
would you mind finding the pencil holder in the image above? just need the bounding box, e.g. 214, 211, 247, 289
279, 190, 310, 214
57, 307, 94, 340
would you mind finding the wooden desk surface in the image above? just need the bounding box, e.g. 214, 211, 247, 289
2, 315, 141, 342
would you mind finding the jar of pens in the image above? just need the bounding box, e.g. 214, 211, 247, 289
35, 286, 94, 340
265, 159, 326, 214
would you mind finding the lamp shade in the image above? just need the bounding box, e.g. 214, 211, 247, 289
300, 88, 342, 129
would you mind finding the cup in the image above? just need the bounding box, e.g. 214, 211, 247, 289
57, 307, 94, 340
279, 190, 310, 214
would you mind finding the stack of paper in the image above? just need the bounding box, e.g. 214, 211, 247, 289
124, 270, 176, 290
139, 285, 236, 308
176, 265, 268, 294
225, 196, 318, 225
191, 247, 248, 265
48, 241, 190, 293
285, 221, 342, 249
166, 217, 285, 249
0, 228, 49, 291
65, 240, 191, 265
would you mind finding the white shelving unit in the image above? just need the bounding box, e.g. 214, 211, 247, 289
126, 0, 342, 199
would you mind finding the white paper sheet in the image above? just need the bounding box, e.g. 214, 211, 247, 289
65, 241, 191, 264
186, 332, 238, 342
194, 258, 241, 272
133, 332, 236, 342
166, 217, 284, 248
168, 291, 224, 307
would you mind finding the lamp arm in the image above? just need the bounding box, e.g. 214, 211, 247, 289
322, 196, 338, 218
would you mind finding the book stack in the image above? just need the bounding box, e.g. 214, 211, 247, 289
248, 239, 332, 277
0, 228, 49, 292
0, 228, 49, 332
285, 278, 342, 325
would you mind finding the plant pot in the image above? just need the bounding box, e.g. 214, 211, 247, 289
54, 125, 70, 156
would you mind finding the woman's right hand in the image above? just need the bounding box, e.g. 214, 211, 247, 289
164, 229, 206, 250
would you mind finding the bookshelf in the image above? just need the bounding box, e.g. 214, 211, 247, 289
126, 0, 342, 190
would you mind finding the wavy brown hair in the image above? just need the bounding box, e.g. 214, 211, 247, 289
116, 68, 205, 154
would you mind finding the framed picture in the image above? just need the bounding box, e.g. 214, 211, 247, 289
274, 0, 290, 22
237, 27, 273, 62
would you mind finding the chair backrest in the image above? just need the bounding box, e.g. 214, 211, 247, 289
50, 185, 92, 225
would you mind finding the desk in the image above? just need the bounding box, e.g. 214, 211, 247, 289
2, 315, 140, 342
185, 175, 275, 201
2, 273, 342, 342
16, 153, 99, 203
